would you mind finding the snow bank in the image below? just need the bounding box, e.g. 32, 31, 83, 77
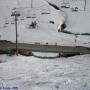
32, 52, 59, 58
0, 54, 90, 90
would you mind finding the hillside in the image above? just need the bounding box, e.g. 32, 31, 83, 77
0, 0, 90, 47
0, 1, 90, 90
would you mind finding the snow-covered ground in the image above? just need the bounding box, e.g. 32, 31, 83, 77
0, 0, 90, 47
0, 54, 90, 90
0, 0, 90, 90
32, 52, 59, 58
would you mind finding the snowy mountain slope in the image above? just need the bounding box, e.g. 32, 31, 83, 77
47, 0, 90, 33
0, 1, 90, 90
64, 8, 90, 33
0, 0, 90, 47
0, 54, 90, 90
0, 0, 90, 33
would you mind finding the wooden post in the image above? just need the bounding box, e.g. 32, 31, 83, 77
15, 16, 18, 54
84, 0, 86, 11
31, 0, 33, 8
11, 11, 20, 55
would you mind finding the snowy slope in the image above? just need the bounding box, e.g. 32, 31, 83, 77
48, 0, 90, 33
0, 54, 90, 90
0, 0, 90, 47
0, 1, 90, 90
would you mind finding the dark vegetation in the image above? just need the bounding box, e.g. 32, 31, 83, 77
49, 21, 55, 24
60, 30, 90, 36
47, 2, 60, 10
0, 49, 81, 58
